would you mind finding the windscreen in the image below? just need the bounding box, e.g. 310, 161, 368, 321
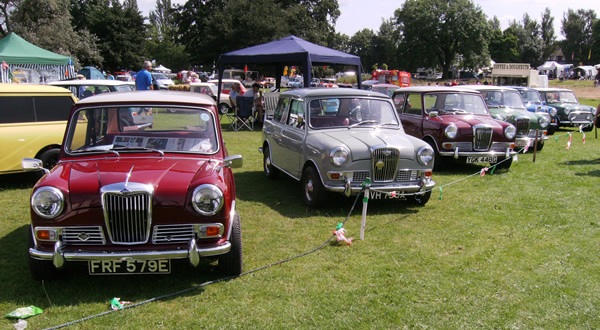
309, 98, 399, 129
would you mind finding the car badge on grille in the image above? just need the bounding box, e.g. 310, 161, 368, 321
376, 160, 385, 170
77, 232, 90, 241
383, 150, 392, 156
120, 188, 132, 194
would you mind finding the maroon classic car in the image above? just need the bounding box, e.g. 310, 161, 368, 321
23, 91, 243, 280
392, 87, 517, 170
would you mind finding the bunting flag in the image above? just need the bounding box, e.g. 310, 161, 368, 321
513, 154, 518, 162
1, 61, 8, 70
523, 139, 531, 153
438, 187, 443, 200
480, 167, 488, 177
566, 133, 572, 149
582, 132, 586, 144
244, 65, 248, 72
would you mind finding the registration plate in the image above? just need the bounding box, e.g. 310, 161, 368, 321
515, 140, 529, 147
368, 191, 406, 200
466, 156, 497, 164
89, 259, 170, 275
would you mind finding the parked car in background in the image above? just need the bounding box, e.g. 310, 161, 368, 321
115, 74, 134, 82
319, 78, 339, 88
535, 87, 596, 131
288, 76, 304, 88
512, 86, 558, 135
207, 79, 247, 114
261, 88, 435, 207
78, 66, 105, 80
49, 79, 134, 99
151, 72, 175, 90
464, 86, 550, 150
0, 84, 76, 174
23, 91, 244, 280
370, 83, 401, 97
392, 87, 517, 170
354, 80, 380, 90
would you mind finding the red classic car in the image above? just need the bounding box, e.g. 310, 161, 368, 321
392, 87, 517, 170
23, 91, 243, 280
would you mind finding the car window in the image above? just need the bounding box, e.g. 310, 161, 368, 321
423, 94, 438, 111
34, 96, 75, 122
273, 97, 290, 122
558, 91, 578, 103
0, 96, 35, 123
392, 93, 406, 112
309, 97, 398, 128
117, 85, 134, 92
0, 96, 73, 124
286, 100, 305, 128
404, 93, 422, 115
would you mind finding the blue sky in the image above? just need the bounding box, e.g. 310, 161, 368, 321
139, 0, 598, 39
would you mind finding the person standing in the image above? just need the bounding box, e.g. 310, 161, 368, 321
136, 61, 154, 90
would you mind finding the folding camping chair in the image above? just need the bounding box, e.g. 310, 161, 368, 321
233, 96, 254, 131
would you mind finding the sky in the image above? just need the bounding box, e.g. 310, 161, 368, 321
137, 0, 599, 39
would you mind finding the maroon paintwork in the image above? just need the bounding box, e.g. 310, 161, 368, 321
26, 91, 242, 278
392, 87, 517, 169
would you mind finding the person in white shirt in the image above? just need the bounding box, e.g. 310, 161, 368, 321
243, 83, 264, 123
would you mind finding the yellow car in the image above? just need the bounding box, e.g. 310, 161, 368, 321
0, 84, 77, 174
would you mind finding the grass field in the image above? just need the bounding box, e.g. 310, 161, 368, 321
1, 114, 600, 328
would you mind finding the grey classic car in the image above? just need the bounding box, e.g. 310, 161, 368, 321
261, 88, 436, 207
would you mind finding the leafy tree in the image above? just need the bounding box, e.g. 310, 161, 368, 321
372, 18, 402, 70
508, 14, 544, 66
540, 8, 557, 62
349, 28, 376, 70
145, 0, 189, 71
326, 32, 350, 53
393, 0, 490, 78
592, 19, 600, 64
10, 0, 102, 66
0, 0, 21, 36
561, 8, 596, 64
86, 0, 146, 71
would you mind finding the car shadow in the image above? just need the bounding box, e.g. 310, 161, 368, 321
560, 158, 600, 166
0, 172, 40, 190
0, 224, 225, 308
234, 171, 425, 218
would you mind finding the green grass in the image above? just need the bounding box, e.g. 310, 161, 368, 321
2, 126, 600, 328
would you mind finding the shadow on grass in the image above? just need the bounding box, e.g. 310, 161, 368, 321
0, 225, 224, 309
560, 158, 600, 166
234, 170, 427, 218
0, 172, 40, 190
575, 170, 600, 177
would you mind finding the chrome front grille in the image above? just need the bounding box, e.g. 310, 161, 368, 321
569, 112, 592, 123
473, 125, 493, 151
101, 182, 153, 245
62, 226, 106, 245
153, 225, 195, 244
353, 171, 369, 183
371, 148, 400, 182
515, 117, 530, 136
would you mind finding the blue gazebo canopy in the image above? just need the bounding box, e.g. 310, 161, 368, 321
216, 35, 362, 91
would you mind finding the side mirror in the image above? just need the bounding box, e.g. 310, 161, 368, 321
429, 111, 439, 118
22, 158, 50, 175
223, 155, 243, 169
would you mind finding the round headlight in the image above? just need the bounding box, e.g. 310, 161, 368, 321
417, 146, 434, 166
444, 124, 458, 139
31, 187, 64, 219
192, 184, 224, 216
549, 107, 557, 117
538, 115, 550, 128
504, 125, 516, 140
330, 147, 349, 166
564, 108, 570, 115
592, 107, 597, 116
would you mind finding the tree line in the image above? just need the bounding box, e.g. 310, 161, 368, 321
0, 0, 598, 78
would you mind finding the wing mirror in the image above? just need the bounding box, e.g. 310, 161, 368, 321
223, 155, 243, 169
429, 111, 439, 118
22, 158, 50, 175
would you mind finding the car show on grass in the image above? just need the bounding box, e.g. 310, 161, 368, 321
1, 0, 600, 328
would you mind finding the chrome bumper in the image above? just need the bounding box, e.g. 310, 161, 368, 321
440, 147, 516, 159
29, 239, 231, 269
326, 177, 435, 196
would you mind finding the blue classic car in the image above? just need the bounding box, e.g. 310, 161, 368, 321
512, 86, 558, 135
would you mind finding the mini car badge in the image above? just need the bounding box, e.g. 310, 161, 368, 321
376, 159, 385, 170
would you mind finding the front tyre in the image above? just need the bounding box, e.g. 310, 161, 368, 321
263, 146, 280, 179
218, 103, 231, 115
491, 157, 512, 170
302, 166, 326, 208
28, 227, 60, 281
218, 212, 242, 276
407, 191, 431, 206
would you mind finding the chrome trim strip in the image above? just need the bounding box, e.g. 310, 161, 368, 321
323, 180, 435, 194
440, 151, 517, 157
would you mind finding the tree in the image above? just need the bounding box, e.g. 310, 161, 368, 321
348, 28, 376, 70
145, 0, 189, 71
592, 19, 600, 64
561, 9, 596, 65
394, 0, 490, 78
540, 8, 557, 62
508, 14, 544, 66
10, 0, 102, 66
0, 0, 21, 36
372, 18, 402, 70
86, 0, 146, 71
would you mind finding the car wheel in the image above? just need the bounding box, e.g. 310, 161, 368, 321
547, 125, 556, 135
491, 157, 512, 170
407, 190, 431, 206
28, 227, 60, 281
302, 166, 326, 208
218, 103, 231, 115
38, 149, 60, 171
218, 212, 242, 276
582, 124, 593, 132
535, 140, 544, 151
263, 146, 280, 179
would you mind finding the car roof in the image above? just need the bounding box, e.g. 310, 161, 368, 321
75, 90, 216, 105
281, 88, 390, 98
189, 82, 217, 87
461, 85, 519, 91
49, 79, 131, 86
207, 79, 242, 84
371, 84, 400, 88
0, 83, 77, 95
392, 86, 481, 94
534, 87, 572, 92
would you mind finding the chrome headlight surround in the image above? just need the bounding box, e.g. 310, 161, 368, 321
444, 124, 458, 139
192, 184, 224, 216
504, 125, 516, 140
538, 115, 550, 128
417, 146, 434, 166
31, 187, 64, 219
330, 146, 349, 166
548, 107, 557, 117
